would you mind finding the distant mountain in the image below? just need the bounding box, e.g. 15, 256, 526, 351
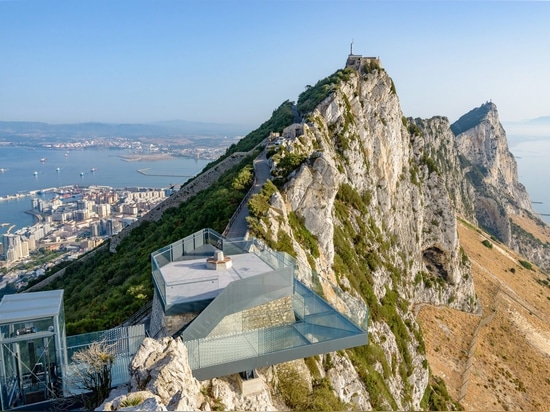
527, 115, 550, 124
0, 120, 254, 140
150, 120, 253, 136
502, 116, 550, 141
25, 55, 550, 411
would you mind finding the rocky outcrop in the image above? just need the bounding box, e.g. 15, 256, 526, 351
452, 102, 534, 243
451, 103, 550, 271
97, 337, 277, 411
102, 59, 546, 411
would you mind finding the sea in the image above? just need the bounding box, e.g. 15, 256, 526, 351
0, 146, 210, 235
509, 137, 550, 225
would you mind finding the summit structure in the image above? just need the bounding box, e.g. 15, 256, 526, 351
345, 43, 381, 71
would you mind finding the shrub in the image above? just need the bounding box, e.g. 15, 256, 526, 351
120, 395, 145, 408
69, 340, 115, 410
275, 151, 308, 179
519, 260, 533, 271
421, 375, 462, 411
481, 239, 493, 249
297, 68, 353, 116
276, 364, 347, 411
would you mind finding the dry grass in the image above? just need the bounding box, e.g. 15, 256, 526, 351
417, 216, 550, 411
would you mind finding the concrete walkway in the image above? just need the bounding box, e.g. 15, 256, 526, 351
224, 150, 271, 239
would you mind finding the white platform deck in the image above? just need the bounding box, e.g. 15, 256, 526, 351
160, 253, 275, 304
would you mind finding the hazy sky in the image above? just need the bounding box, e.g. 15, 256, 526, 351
1, 1, 549, 127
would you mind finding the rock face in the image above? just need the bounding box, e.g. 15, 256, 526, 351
451, 103, 550, 271
97, 337, 277, 411
452, 102, 533, 243
250, 61, 480, 409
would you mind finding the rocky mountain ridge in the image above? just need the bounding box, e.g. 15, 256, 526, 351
451, 102, 550, 272
98, 58, 547, 411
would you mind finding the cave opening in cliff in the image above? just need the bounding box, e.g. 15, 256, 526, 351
422, 247, 448, 281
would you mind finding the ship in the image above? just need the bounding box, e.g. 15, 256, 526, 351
40, 157, 46, 162
56, 167, 61, 172
0, 168, 8, 173
80, 171, 85, 177
33, 171, 38, 176
91, 167, 96, 173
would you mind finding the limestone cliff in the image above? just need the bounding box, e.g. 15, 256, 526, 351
451, 103, 550, 271
247, 60, 478, 409
452, 102, 533, 242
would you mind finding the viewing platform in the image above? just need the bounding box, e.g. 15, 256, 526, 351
151, 228, 369, 380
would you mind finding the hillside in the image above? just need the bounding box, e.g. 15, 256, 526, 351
27, 56, 550, 411
418, 215, 550, 410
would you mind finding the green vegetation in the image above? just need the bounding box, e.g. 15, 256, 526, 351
421, 153, 440, 176
297, 68, 353, 116
204, 381, 226, 411
331, 182, 422, 408
519, 259, 534, 271
537, 277, 550, 289
481, 239, 493, 249
119, 395, 145, 408
460, 247, 469, 265
420, 375, 463, 411
407, 120, 423, 137
70, 340, 115, 410
247, 180, 279, 246
288, 212, 320, 259
276, 364, 347, 411
205, 100, 295, 171
272, 150, 308, 185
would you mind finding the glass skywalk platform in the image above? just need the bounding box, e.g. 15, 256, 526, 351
182, 280, 368, 380
151, 228, 369, 381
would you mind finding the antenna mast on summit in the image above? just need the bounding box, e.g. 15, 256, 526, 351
350, 39, 354, 55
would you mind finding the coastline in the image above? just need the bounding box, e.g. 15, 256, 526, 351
24, 209, 44, 224
118, 153, 174, 162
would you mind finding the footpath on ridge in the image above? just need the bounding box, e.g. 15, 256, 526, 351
224, 150, 270, 239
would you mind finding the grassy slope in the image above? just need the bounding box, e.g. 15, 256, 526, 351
417, 215, 550, 411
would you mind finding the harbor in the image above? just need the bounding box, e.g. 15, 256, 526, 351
0, 187, 59, 202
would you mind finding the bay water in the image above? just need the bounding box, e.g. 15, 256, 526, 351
509, 138, 550, 225
0, 147, 210, 235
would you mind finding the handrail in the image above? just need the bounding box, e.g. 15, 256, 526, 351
222, 173, 257, 237
121, 300, 153, 327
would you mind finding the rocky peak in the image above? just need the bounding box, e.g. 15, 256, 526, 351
252, 62, 479, 409
450, 101, 497, 136
451, 102, 534, 245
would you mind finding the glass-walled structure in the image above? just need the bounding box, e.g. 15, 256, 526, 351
152, 228, 369, 380
0, 290, 67, 410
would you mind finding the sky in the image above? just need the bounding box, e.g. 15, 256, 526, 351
1, 0, 550, 128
